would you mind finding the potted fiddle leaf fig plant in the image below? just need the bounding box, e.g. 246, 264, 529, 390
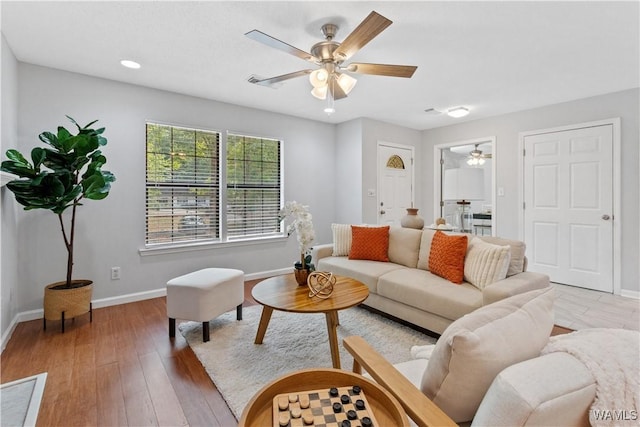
1, 116, 115, 332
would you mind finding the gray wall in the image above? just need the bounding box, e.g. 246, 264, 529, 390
335, 119, 363, 223
11, 64, 336, 318
1, 34, 19, 343
422, 88, 640, 293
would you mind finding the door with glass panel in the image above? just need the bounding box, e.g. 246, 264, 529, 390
378, 143, 414, 226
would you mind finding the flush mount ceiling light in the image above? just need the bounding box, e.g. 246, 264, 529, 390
245, 11, 418, 114
447, 106, 470, 118
120, 59, 141, 69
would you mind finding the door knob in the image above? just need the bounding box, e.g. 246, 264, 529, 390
601, 214, 611, 220
380, 210, 386, 215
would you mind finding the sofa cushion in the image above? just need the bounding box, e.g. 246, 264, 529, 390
428, 231, 468, 284
417, 228, 437, 270
464, 237, 511, 290
388, 227, 423, 268
420, 287, 555, 423
349, 225, 390, 262
478, 236, 526, 276
331, 223, 352, 256
316, 256, 404, 294
377, 269, 482, 321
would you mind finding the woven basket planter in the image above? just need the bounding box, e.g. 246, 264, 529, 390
43, 280, 93, 321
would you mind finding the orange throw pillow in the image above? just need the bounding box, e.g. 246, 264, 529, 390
428, 231, 468, 284
349, 225, 390, 262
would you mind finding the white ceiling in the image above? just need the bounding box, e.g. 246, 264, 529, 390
2, 1, 638, 130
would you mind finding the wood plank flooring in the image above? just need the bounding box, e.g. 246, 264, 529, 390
1, 279, 637, 426
1, 280, 260, 427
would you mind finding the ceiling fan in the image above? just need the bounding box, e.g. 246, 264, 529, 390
467, 144, 492, 166
245, 11, 417, 105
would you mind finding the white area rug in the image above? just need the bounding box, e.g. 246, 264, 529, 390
180, 305, 435, 419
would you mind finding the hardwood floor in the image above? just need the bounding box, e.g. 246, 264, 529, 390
0, 280, 260, 427
1, 279, 637, 426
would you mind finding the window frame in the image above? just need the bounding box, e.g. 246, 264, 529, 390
141, 122, 286, 255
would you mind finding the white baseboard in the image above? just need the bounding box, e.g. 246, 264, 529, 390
1, 267, 294, 353
245, 267, 293, 281
92, 288, 167, 309
620, 289, 640, 300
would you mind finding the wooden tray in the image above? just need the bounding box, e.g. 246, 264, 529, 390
239, 369, 408, 427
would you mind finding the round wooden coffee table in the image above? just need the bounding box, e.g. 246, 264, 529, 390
251, 274, 369, 369
238, 368, 409, 427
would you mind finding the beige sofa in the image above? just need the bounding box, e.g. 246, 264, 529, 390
313, 226, 550, 334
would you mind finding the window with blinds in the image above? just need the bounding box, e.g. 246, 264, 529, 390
227, 133, 282, 239
145, 124, 283, 247
146, 123, 220, 245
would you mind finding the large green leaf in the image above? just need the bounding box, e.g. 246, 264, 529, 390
38, 131, 62, 150
6, 149, 29, 165
31, 147, 46, 169
1, 160, 36, 178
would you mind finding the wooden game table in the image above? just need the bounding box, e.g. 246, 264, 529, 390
238, 368, 409, 427
251, 274, 369, 369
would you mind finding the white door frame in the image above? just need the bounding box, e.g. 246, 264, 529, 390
433, 137, 497, 235
518, 118, 621, 295
377, 141, 415, 224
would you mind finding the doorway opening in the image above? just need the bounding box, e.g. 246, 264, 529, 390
433, 137, 496, 235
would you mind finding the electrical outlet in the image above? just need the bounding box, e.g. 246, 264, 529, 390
111, 267, 121, 280
498, 187, 505, 197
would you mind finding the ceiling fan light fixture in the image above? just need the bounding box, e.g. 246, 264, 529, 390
309, 68, 329, 88
447, 106, 470, 118
336, 72, 357, 95
311, 86, 327, 100
467, 157, 485, 166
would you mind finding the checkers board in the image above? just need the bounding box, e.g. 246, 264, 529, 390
272, 385, 379, 427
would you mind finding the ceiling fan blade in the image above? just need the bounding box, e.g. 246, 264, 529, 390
335, 11, 392, 60
248, 70, 313, 87
329, 78, 348, 100
245, 30, 319, 63
348, 63, 417, 78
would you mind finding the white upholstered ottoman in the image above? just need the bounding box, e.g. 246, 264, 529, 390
167, 268, 244, 342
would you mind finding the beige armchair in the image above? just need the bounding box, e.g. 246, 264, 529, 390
343, 287, 562, 427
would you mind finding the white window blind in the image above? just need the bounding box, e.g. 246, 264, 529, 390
226, 133, 282, 239
145, 124, 283, 248
145, 123, 220, 245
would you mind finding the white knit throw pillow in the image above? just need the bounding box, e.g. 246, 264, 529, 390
464, 237, 511, 289
331, 223, 352, 256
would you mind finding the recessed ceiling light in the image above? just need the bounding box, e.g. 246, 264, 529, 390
120, 60, 141, 69
447, 107, 470, 118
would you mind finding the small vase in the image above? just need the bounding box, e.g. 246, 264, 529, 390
400, 208, 425, 229
294, 267, 310, 286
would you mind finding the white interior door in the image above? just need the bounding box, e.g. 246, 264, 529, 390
523, 124, 613, 292
378, 144, 414, 226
